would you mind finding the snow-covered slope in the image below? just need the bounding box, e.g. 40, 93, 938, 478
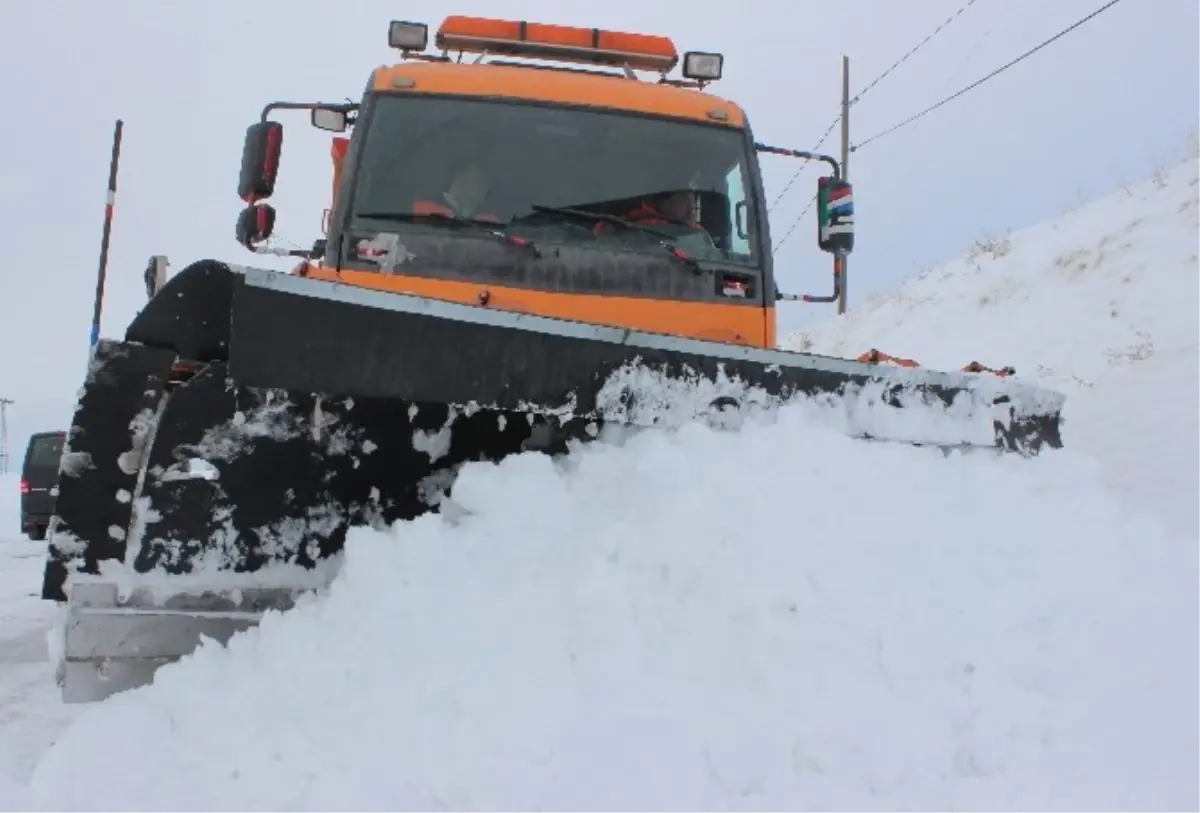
787, 154, 1200, 540
5, 160, 1198, 811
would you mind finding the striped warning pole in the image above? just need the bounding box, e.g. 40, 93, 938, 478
89, 118, 123, 349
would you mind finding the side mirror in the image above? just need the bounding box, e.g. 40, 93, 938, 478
816, 176, 854, 255
237, 121, 283, 202
311, 107, 348, 133
236, 203, 276, 248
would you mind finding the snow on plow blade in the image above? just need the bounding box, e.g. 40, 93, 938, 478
42, 260, 1065, 701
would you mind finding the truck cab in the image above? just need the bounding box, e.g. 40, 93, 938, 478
233, 15, 852, 351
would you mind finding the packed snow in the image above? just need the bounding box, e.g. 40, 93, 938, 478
1, 156, 1197, 811
0, 477, 80, 811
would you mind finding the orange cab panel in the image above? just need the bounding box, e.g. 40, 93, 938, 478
301, 266, 770, 348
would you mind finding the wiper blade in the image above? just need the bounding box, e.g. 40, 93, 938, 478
528, 204, 700, 274
528, 204, 676, 241
356, 211, 541, 257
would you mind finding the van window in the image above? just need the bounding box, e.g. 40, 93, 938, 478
27, 434, 65, 468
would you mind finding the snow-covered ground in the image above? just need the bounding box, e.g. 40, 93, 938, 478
1, 157, 1197, 811
0, 474, 80, 809
785, 155, 1200, 541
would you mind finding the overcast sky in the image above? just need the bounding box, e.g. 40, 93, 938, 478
0, 0, 1196, 457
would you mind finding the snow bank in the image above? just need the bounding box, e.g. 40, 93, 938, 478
24, 407, 1199, 810
0, 503, 80, 792
786, 155, 1198, 388
785, 154, 1200, 538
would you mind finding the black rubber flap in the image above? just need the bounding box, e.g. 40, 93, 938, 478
41, 340, 177, 601
126, 259, 239, 362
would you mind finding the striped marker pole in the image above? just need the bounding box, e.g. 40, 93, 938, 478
90, 118, 123, 349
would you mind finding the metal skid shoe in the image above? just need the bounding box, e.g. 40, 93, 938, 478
58, 582, 300, 703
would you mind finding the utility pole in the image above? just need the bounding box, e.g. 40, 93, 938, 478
0, 398, 12, 475
838, 55, 850, 315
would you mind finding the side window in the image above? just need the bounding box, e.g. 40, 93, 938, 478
724, 162, 751, 257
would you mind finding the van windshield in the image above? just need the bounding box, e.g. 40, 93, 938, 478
27, 434, 64, 468
349, 94, 760, 265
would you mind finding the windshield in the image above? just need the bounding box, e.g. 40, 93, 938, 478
349, 94, 760, 265
27, 434, 64, 468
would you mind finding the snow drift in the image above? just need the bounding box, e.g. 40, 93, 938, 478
17, 157, 1200, 810
786, 153, 1200, 539
785, 156, 1198, 384
26, 417, 1200, 811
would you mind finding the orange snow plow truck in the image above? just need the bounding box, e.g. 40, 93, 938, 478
42, 14, 1066, 702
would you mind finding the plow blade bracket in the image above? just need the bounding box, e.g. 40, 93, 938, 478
43, 259, 1065, 701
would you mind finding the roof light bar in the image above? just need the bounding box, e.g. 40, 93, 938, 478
389, 20, 429, 51
435, 15, 679, 73
682, 51, 723, 81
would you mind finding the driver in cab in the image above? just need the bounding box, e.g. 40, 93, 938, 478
595, 179, 717, 253
413, 163, 502, 223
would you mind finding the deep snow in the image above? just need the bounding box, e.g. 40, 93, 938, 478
2, 157, 1197, 811
21, 420, 1200, 811
785, 154, 1200, 540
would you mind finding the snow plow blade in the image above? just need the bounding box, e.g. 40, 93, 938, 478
42, 260, 1065, 701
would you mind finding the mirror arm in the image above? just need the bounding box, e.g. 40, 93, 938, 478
778, 252, 846, 304
758, 142, 852, 306
247, 244, 315, 259
259, 101, 360, 123
753, 142, 841, 179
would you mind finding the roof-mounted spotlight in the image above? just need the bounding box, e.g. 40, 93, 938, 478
682, 51, 723, 81
389, 20, 429, 52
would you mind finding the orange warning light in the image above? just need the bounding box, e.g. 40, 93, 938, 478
435, 16, 679, 72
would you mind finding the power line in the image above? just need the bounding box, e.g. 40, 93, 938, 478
852, 0, 1126, 152
770, 0, 984, 243
852, 0, 982, 107
768, 113, 841, 212
772, 190, 819, 252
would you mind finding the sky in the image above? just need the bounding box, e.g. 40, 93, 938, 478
0, 0, 1196, 458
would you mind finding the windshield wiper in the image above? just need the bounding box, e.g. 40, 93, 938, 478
356, 211, 542, 257
528, 204, 675, 240
527, 205, 701, 274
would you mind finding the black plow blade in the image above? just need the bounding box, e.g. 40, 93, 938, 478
41, 260, 1065, 700
44, 260, 1065, 599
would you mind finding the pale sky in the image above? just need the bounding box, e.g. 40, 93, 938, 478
0, 0, 1196, 456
